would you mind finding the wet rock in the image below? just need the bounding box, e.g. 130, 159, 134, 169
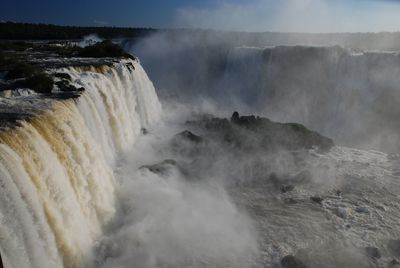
281, 184, 295, 193
281, 255, 307, 268
176, 130, 203, 144
389, 259, 400, 268
190, 112, 334, 152
55, 80, 84, 92
365, 246, 381, 259
231, 111, 240, 123
284, 198, 298, 204
140, 159, 178, 175
388, 240, 400, 256
355, 206, 370, 214
310, 196, 323, 204
126, 62, 135, 70
141, 128, 149, 135
54, 72, 71, 80
336, 207, 348, 219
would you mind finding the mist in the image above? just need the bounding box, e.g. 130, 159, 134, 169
91, 109, 261, 267
113, 17, 400, 266
124, 30, 400, 153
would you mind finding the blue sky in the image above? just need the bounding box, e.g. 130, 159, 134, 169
2, 0, 400, 32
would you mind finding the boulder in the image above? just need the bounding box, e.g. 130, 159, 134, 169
310, 196, 324, 204
388, 240, 400, 256
355, 206, 369, 214
54, 72, 72, 80
281, 255, 307, 268
140, 159, 178, 176
176, 130, 203, 144
389, 259, 400, 268
55, 80, 84, 92
365, 246, 381, 259
336, 207, 348, 219
281, 184, 295, 193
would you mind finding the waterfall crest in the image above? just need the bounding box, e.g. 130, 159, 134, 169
0, 59, 161, 268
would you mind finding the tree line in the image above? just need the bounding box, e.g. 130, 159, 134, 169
0, 21, 156, 40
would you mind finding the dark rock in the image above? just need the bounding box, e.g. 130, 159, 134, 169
231, 111, 240, 123
281, 184, 295, 193
176, 130, 203, 144
269, 172, 279, 184
126, 62, 135, 70
389, 259, 400, 268
310, 196, 323, 204
188, 112, 334, 152
281, 255, 307, 268
140, 159, 178, 175
284, 198, 298, 204
55, 80, 84, 92
4, 62, 36, 80
54, 72, 72, 80
365, 246, 381, 259
78, 40, 134, 59
355, 206, 369, 214
141, 128, 149, 135
388, 240, 400, 256
23, 73, 54, 94
45, 92, 81, 100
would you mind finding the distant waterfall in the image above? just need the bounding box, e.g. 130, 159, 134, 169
0, 59, 161, 268
219, 46, 400, 151
218, 47, 265, 108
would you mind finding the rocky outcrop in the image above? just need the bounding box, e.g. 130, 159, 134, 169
186, 112, 334, 152
0, 40, 138, 130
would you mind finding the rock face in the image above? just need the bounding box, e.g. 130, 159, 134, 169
175, 130, 203, 144
281, 255, 307, 268
186, 112, 334, 152
364, 246, 381, 259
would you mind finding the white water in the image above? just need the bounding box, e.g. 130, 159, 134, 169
0, 59, 161, 268
3, 51, 399, 268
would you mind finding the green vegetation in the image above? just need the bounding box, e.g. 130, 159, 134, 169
78, 40, 134, 59
0, 21, 155, 40
5, 62, 36, 79
23, 73, 54, 93
0, 37, 134, 94
1, 58, 54, 94
0, 41, 31, 51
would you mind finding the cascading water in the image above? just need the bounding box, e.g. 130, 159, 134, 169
0, 59, 161, 268
132, 36, 400, 152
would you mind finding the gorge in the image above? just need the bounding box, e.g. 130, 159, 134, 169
2, 34, 400, 268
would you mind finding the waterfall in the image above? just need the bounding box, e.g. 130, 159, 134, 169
0, 59, 161, 268
219, 46, 400, 151
219, 46, 264, 106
